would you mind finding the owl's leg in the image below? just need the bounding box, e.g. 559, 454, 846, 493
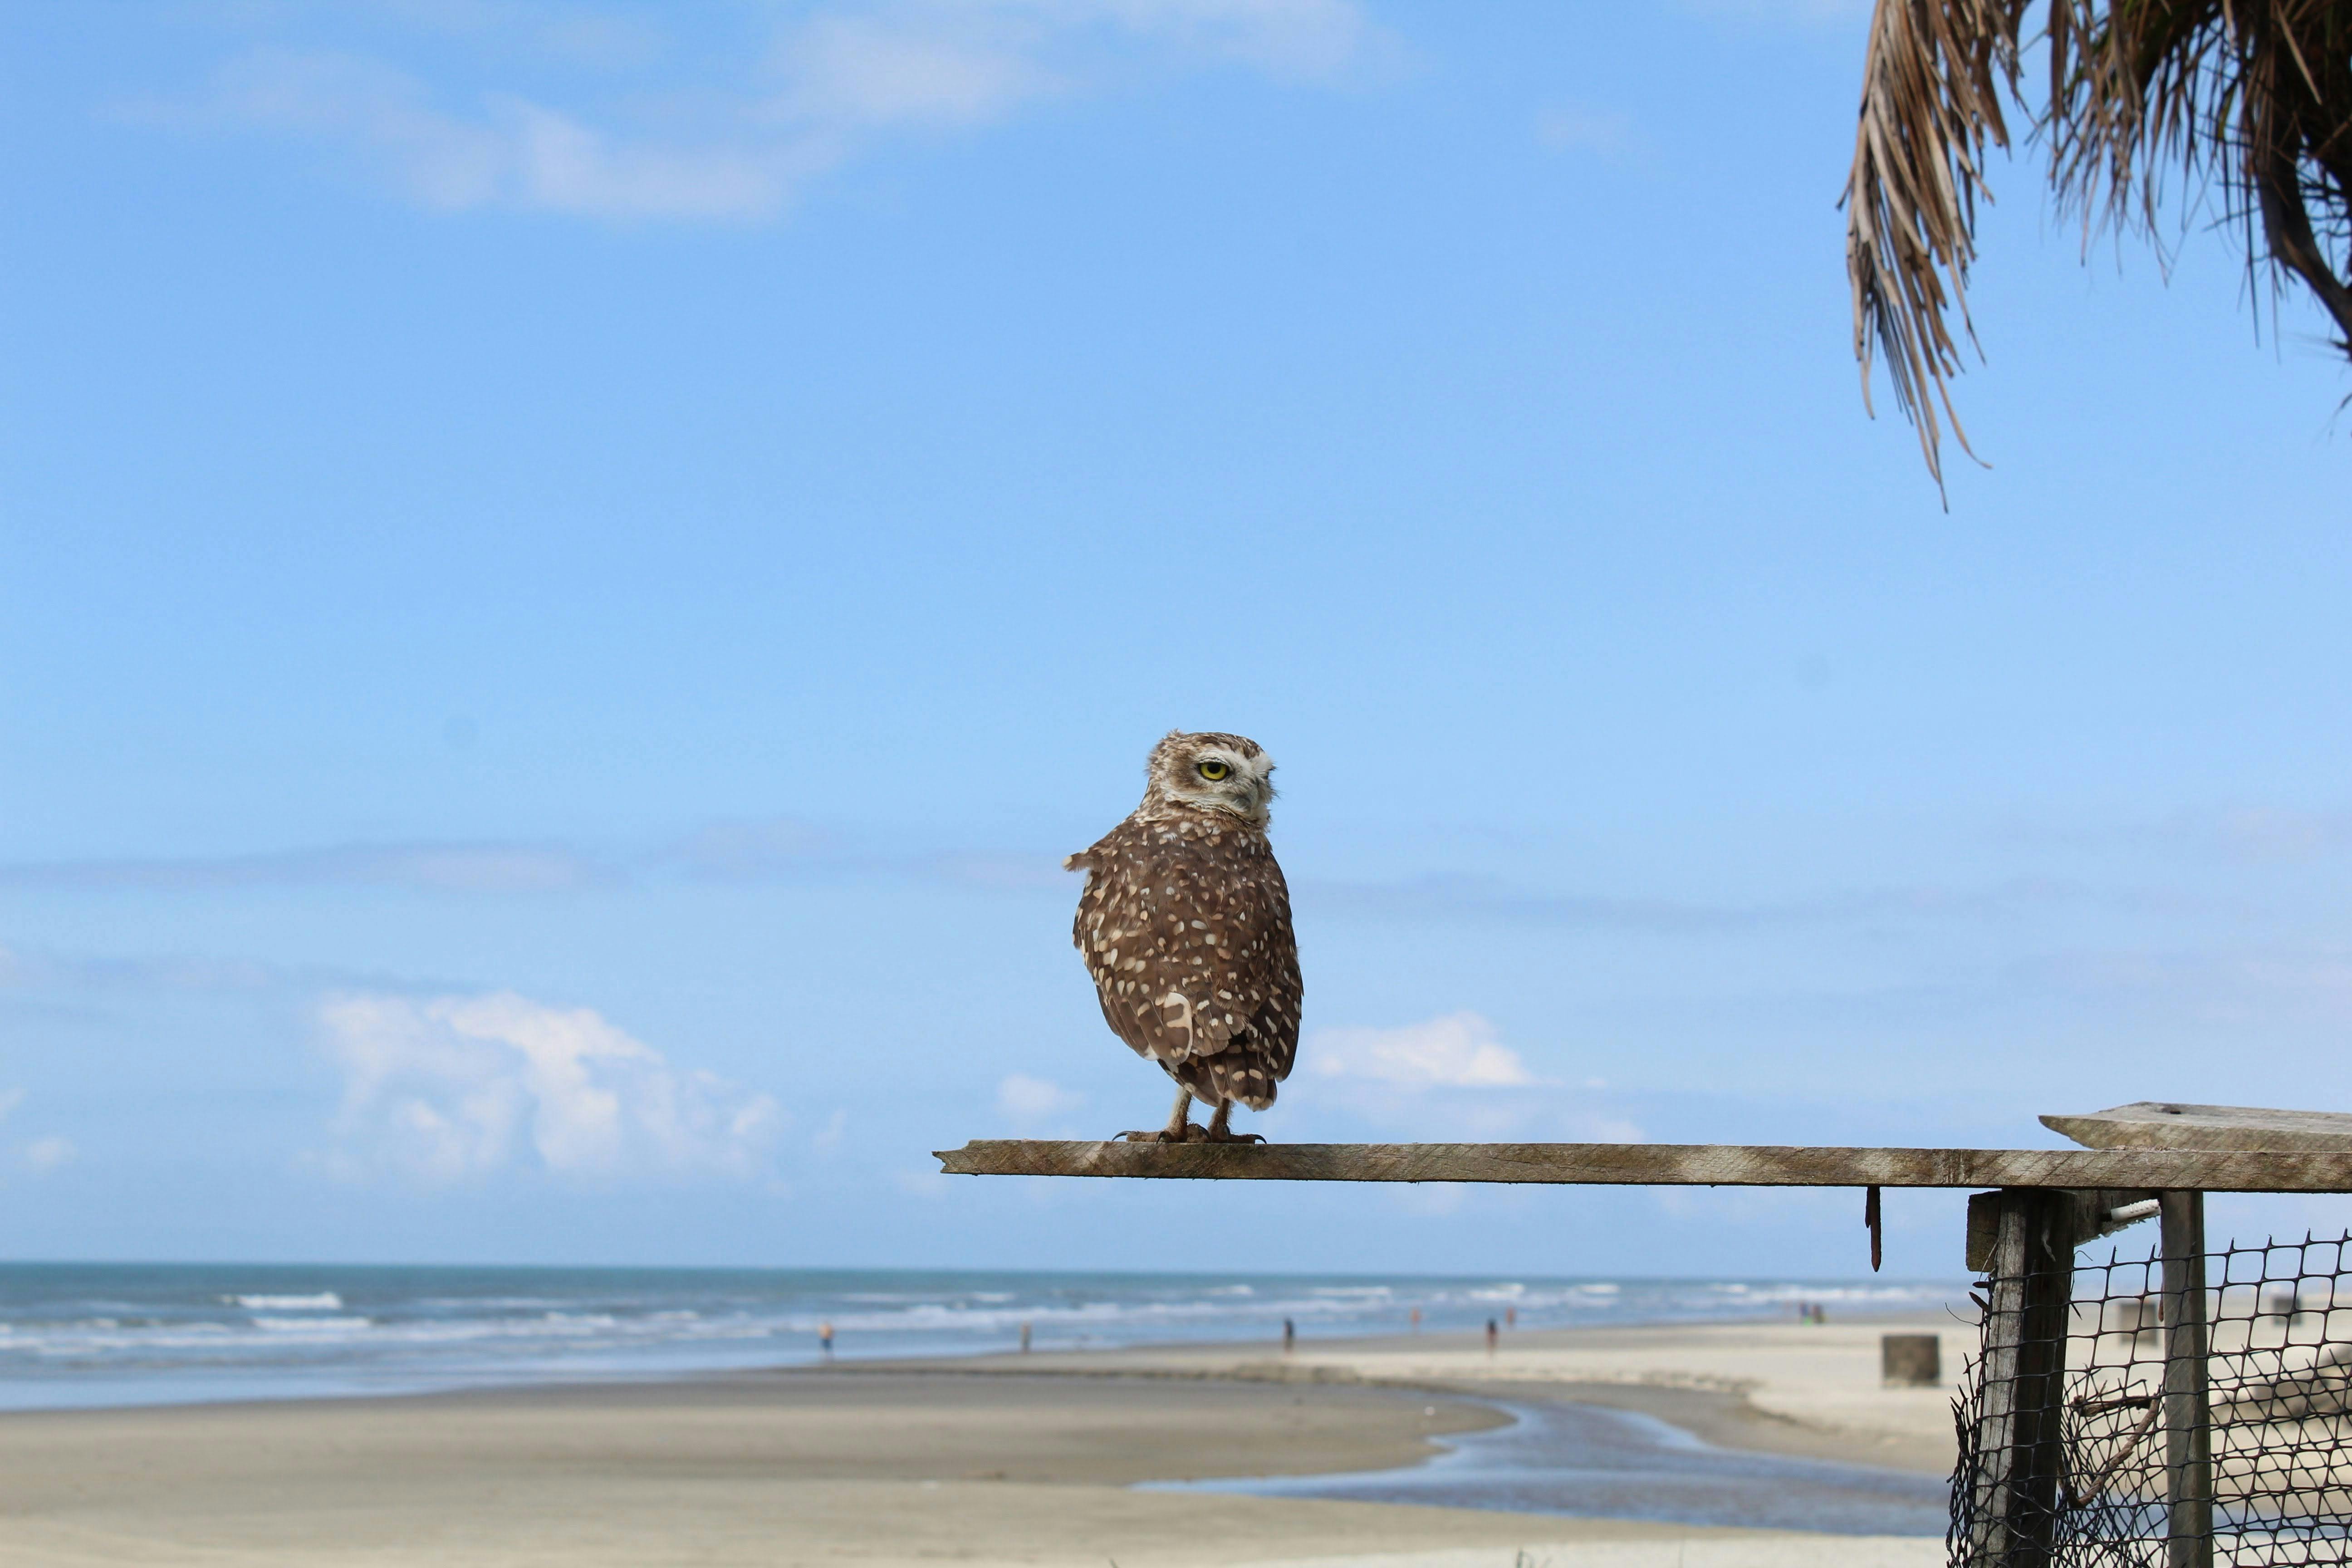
1119, 1087, 1202, 1143
1203, 1099, 1265, 1145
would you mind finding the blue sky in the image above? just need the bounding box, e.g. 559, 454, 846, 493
2, 0, 2348, 1278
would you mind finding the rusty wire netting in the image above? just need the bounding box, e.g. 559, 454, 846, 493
1953, 1230, 2352, 1566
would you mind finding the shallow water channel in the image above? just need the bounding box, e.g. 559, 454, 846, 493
1142, 1396, 1948, 1537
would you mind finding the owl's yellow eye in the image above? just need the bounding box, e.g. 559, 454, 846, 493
1196, 760, 1230, 781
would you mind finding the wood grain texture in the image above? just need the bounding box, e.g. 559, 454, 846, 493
933, 1141, 2352, 1191
2161, 1191, 2214, 1568
1963, 1189, 2157, 1271
2041, 1102, 2352, 1153
1964, 1188, 2072, 1568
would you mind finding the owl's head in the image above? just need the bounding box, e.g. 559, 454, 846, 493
1142, 730, 1276, 826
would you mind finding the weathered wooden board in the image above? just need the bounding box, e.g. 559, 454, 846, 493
933, 1140, 2352, 1191
1965, 1189, 2158, 1272
2042, 1102, 2352, 1153
1963, 1187, 2073, 1568
2161, 1191, 2214, 1568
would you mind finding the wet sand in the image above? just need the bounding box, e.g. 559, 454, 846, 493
880, 1308, 1967, 1476
0, 1318, 1959, 1568
1148, 1393, 1946, 1537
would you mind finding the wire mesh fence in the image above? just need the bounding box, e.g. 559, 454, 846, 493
1953, 1224, 2352, 1567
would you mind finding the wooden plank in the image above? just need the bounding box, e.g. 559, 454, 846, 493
1964, 1189, 2156, 1273
2042, 1101, 2352, 1152
1963, 1189, 2072, 1568
2161, 1191, 2214, 1568
933, 1140, 2352, 1191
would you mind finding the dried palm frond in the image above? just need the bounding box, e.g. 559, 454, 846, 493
1847, 0, 2352, 489
2050, 0, 2352, 334
1843, 0, 2030, 490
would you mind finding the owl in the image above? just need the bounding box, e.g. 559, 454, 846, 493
1064, 731, 1302, 1143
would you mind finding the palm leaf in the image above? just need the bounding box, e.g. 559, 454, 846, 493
1846, 0, 2352, 488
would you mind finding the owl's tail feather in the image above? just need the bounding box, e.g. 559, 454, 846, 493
1179, 1052, 1277, 1113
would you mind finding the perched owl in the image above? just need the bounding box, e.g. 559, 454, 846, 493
1064, 731, 1302, 1143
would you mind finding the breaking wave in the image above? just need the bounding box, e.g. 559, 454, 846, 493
0, 1263, 1963, 1414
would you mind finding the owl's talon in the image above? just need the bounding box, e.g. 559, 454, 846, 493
1116, 1125, 1207, 1143
1205, 1130, 1265, 1144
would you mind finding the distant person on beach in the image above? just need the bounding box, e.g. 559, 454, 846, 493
1504, 1307, 1515, 1330
1485, 1318, 1498, 1356
1020, 1320, 1032, 1353
1283, 1318, 1295, 1355
1410, 1307, 1421, 1333
818, 1321, 834, 1357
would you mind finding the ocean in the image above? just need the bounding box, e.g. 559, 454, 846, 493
0, 1262, 1963, 1412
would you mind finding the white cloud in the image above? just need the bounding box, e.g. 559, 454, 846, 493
774, 11, 1063, 129
316, 990, 779, 1184
1533, 102, 1632, 157
0, 839, 608, 894
374, 2, 673, 70
2213, 808, 2352, 863
22, 1137, 74, 1173
145, 0, 1392, 221
997, 1072, 1085, 1124
491, 93, 818, 218
1308, 1011, 1538, 1088
1032, 0, 1386, 81
170, 47, 805, 220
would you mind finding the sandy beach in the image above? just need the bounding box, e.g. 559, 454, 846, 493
0, 1313, 1963, 1568
954, 1311, 1965, 1475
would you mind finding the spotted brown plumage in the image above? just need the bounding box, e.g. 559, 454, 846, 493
1064, 731, 1301, 1143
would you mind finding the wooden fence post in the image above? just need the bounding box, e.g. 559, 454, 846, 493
1966, 1187, 2075, 1568
2160, 1189, 2213, 1568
